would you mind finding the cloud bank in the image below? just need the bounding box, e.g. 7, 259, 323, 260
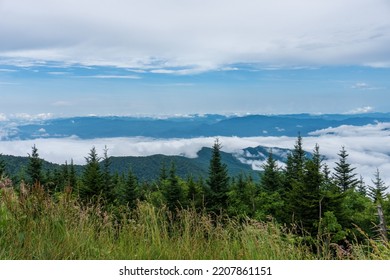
1, 0, 390, 71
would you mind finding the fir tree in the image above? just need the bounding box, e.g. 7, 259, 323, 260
206, 139, 229, 213
165, 162, 183, 212
333, 146, 358, 192
120, 169, 139, 209
102, 146, 114, 203
27, 145, 43, 186
260, 149, 282, 192
368, 169, 388, 204
80, 147, 103, 202
285, 134, 306, 185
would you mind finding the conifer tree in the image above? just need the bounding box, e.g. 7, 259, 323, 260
102, 146, 114, 203
285, 134, 306, 185
165, 162, 183, 212
368, 169, 388, 204
260, 149, 282, 192
333, 146, 358, 192
27, 144, 43, 186
368, 169, 388, 242
120, 169, 139, 209
206, 139, 229, 213
80, 147, 103, 202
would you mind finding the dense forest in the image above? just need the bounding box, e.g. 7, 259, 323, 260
0, 136, 389, 259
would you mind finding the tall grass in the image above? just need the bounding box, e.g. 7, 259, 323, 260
0, 186, 388, 260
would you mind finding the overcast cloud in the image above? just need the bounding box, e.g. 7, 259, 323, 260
1, 0, 390, 70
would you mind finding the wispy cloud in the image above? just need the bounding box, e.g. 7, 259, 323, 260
51, 101, 72, 107
0, 69, 17, 72
79, 75, 141, 79
47, 71, 69, 75
346, 106, 374, 114
352, 82, 381, 90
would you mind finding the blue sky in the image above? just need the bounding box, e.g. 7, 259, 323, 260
1, 0, 390, 118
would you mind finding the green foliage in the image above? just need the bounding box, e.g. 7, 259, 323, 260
206, 139, 230, 213
79, 147, 104, 202
26, 145, 44, 186
260, 149, 282, 192
1, 136, 389, 260
368, 169, 388, 204
333, 146, 359, 192
0, 154, 6, 178
164, 162, 184, 212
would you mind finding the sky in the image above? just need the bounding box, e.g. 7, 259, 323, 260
1, 0, 390, 117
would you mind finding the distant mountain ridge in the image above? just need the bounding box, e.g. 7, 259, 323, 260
1, 113, 390, 140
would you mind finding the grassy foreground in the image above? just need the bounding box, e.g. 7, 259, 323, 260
1, 186, 389, 260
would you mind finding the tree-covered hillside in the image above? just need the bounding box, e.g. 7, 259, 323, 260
1, 136, 389, 259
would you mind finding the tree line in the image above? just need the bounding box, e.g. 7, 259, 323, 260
0, 136, 389, 246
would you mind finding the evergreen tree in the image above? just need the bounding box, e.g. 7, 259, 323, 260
228, 174, 257, 217
165, 162, 183, 212
120, 169, 139, 209
356, 176, 367, 196
333, 146, 358, 192
286, 144, 322, 233
159, 161, 168, 182
102, 146, 114, 203
260, 149, 282, 192
285, 134, 306, 185
206, 139, 229, 213
27, 144, 43, 186
80, 147, 103, 202
368, 169, 388, 204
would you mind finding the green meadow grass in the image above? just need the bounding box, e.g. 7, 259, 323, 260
1, 187, 389, 260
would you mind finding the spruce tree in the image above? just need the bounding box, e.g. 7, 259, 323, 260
120, 169, 139, 209
165, 162, 183, 212
102, 146, 114, 203
368, 169, 388, 204
260, 149, 282, 192
368, 169, 388, 242
333, 146, 358, 192
206, 139, 229, 213
80, 147, 103, 202
27, 144, 43, 186
285, 134, 306, 185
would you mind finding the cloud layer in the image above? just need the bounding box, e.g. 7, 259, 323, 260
1, 0, 390, 71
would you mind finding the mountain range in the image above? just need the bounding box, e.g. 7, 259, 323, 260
2, 113, 390, 140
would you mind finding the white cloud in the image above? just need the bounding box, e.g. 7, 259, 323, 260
351, 82, 381, 90
1, 0, 389, 71
51, 101, 72, 107
346, 106, 374, 114
0, 113, 7, 121
79, 75, 141, 79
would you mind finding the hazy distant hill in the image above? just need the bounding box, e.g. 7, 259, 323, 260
2, 113, 390, 140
